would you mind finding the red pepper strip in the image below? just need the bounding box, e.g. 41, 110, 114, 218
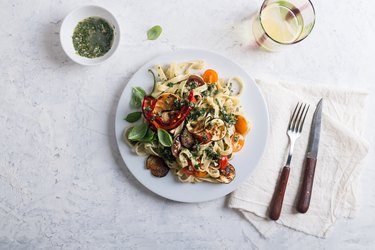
155, 106, 188, 125
142, 96, 157, 120
188, 90, 195, 101
143, 91, 196, 130
142, 96, 161, 128
154, 90, 196, 130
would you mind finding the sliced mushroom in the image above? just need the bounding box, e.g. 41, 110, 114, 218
180, 128, 195, 149
146, 155, 169, 177
186, 117, 206, 134
217, 164, 236, 184
205, 118, 227, 141
186, 75, 205, 88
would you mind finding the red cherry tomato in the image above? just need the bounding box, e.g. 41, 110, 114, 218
219, 155, 229, 170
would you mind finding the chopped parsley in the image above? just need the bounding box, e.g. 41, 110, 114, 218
220, 109, 237, 125
205, 145, 220, 161
187, 107, 207, 121
187, 81, 197, 90
228, 82, 234, 95
202, 84, 218, 96
202, 133, 208, 141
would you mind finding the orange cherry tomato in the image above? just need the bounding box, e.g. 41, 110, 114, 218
231, 133, 245, 152
202, 69, 218, 83
195, 171, 207, 178
235, 115, 249, 135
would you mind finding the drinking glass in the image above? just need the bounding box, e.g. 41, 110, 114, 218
252, 0, 315, 51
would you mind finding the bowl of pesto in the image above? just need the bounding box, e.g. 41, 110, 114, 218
60, 5, 120, 65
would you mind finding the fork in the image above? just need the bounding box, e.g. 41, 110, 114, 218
269, 102, 310, 220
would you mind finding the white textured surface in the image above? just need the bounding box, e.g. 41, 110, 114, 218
0, 0, 374, 249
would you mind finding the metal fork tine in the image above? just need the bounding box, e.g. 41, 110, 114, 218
288, 102, 300, 130
291, 103, 303, 132
295, 103, 307, 132
298, 104, 310, 132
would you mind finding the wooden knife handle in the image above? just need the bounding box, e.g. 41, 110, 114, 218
297, 157, 317, 213
269, 166, 290, 220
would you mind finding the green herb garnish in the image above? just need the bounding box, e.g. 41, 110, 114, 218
157, 128, 173, 147
145, 106, 152, 112
221, 111, 237, 125
138, 129, 155, 143
124, 111, 142, 123
205, 146, 220, 161
130, 87, 146, 108
128, 123, 148, 141
147, 25, 162, 40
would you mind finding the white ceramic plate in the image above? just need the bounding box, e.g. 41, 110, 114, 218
60, 5, 120, 66
115, 49, 269, 202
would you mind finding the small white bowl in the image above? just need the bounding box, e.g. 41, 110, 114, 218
60, 5, 121, 66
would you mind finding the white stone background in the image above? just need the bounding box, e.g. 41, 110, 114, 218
0, 0, 374, 249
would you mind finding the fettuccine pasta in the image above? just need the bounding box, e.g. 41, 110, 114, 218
124, 60, 249, 184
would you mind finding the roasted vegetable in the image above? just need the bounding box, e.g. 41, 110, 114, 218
194, 130, 212, 144
186, 117, 206, 134
146, 155, 169, 177
231, 132, 245, 152
142, 91, 196, 131
218, 164, 235, 184
180, 128, 195, 149
205, 118, 227, 141
186, 75, 205, 88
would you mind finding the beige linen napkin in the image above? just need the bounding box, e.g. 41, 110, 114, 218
229, 80, 369, 238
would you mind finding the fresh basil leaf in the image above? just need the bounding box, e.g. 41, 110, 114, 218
147, 25, 162, 40
128, 123, 148, 141
124, 111, 142, 123
138, 129, 155, 143
157, 128, 173, 147
130, 87, 146, 108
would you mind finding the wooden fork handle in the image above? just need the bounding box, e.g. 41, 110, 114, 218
297, 157, 317, 213
269, 166, 290, 220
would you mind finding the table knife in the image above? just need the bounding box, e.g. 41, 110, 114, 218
297, 98, 323, 213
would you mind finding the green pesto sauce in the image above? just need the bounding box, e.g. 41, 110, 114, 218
72, 17, 114, 58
